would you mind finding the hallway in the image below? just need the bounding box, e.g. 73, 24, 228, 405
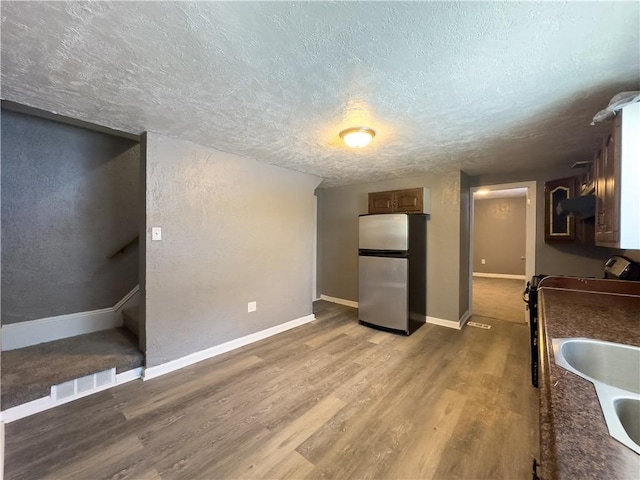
472, 277, 527, 323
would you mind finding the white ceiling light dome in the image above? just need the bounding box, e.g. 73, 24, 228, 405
339, 127, 376, 148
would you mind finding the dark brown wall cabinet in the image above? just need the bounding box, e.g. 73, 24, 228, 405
594, 115, 621, 246
368, 187, 430, 214
544, 176, 595, 245
544, 104, 638, 248
544, 176, 577, 242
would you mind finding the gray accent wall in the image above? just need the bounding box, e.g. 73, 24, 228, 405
470, 166, 629, 277
459, 172, 471, 317
473, 196, 527, 275
315, 188, 324, 300
143, 133, 322, 367
1, 110, 140, 324
319, 171, 465, 323
138, 133, 148, 353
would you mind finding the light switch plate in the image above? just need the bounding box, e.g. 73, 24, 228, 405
152, 227, 162, 241
248, 301, 257, 313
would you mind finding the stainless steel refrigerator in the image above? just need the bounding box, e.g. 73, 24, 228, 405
358, 213, 427, 335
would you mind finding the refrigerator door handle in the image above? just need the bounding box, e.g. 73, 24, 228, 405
358, 250, 408, 258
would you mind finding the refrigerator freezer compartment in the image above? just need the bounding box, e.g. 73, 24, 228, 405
358, 214, 409, 251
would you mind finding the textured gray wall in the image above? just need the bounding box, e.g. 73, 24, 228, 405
470, 166, 627, 277
138, 133, 148, 353
459, 172, 471, 316
315, 188, 323, 300
144, 133, 321, 367
1, 110, 140, 324
473, 196, 527, 275
319, 171, 464, 322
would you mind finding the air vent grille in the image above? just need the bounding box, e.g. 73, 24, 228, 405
50, 368, 116, 401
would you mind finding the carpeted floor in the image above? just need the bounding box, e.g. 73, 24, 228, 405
1, 327, 144, 410
472, 277, 527, 323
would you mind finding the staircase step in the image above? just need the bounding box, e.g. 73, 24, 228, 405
122, 306, 140, 339
1, 328, 143, 410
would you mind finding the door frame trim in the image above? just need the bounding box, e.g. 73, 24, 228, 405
469, 181, 537, 323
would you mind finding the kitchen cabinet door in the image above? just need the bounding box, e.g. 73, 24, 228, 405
544, 177, 577, 242
595, 117, 621, 246
368, 187, 430, 214
394, 188, 424, 213
368, 191, 394, 214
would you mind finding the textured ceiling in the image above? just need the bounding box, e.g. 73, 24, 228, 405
2, 2, 639, 187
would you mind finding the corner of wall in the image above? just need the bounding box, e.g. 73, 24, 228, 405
459, 172, 471, 319
138, 132, 148, 354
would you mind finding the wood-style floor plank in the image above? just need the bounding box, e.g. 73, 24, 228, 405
42, 434, 144, 480
4, 303, 538, 480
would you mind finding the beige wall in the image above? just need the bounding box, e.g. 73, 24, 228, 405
470, 166, 630, 277
473, 196, 527, 275
319, 171, 466, 323
143, 133, 321, 367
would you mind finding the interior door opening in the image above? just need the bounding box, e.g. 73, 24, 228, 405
469, 182, 536, 324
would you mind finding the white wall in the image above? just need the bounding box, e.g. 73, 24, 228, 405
143, 133, 321, 367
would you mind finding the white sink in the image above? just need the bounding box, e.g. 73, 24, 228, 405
554, 337, 640, 394
553, 338, 640, 454
616, 398, 640, 448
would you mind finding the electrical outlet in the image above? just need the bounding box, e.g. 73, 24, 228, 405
248, 301, 257, 313
481, 259, 486, 264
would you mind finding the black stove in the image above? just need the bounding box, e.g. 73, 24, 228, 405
523, 275, 547, 388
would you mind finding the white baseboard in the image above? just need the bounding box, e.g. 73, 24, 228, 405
320, 295, 359, 308
143, 313, 316, 381
0, 396, 52, 424
427, 316, 463, 330
321, 295, 466, 330
116, 367, 144, 385
2, 309, 119, 351
473, 272, 526, 280
0, 367, 142, 423
2, 285, 139, 351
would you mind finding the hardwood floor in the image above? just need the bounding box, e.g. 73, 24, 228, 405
5, 301, 538, 479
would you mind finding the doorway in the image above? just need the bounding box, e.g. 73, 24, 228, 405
469, 182, 536, 323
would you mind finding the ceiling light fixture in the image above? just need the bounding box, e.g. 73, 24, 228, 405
339, 127, 375, 148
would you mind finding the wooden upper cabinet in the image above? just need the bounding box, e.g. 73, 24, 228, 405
544, 176, 577, 242
368, 191, 394, 214
368, 187, 430, 214
595, 116, 621, 246
394, 188, 424, 213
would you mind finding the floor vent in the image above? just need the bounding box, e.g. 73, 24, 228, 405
50, 368, 116, 401
468, 321, 491, 330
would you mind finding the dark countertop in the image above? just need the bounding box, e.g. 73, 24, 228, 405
538, 277, 640, 480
